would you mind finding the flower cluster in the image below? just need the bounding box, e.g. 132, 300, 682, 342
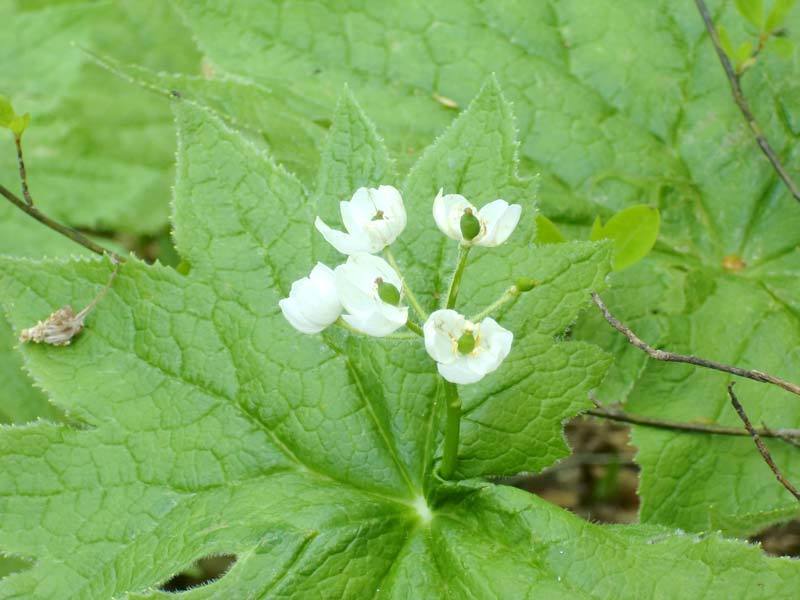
279, 185, 522, 385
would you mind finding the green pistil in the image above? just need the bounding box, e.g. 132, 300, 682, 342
460, 208, 481, 241
376, 277, 401, 306
457, 330, 476, 354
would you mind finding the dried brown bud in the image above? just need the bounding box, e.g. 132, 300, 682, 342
18, 306, 86, 346
18, 261, 119, 347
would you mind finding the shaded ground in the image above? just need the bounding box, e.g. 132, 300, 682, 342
507, 416, 800, 558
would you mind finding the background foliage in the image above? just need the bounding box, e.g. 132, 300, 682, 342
2, 0, 800, 597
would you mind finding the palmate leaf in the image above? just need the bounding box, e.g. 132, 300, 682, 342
167, 0, 800, 534
2, 77, 799, 597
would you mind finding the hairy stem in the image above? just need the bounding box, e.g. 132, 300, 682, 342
0, 184, 123, 261
405, 319, 423, 336
440, 381, 461, 479
694, 0, 800, 203
445, 245, 470, 309
470, 285, 520, 322
592, 292, 800, 397
384, 248, 428, 320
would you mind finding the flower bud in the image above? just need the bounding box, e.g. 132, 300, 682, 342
459, 208, 481, 241
515, 277, 538, 292
456, 330, 476, 354
376, 277, 401, 306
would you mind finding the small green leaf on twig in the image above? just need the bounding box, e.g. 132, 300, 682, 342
589, 205, 660, 270
735, 0, 765, 29
0, 95, 30, 136
717, 25, 736, 57
766, 0, 798, 31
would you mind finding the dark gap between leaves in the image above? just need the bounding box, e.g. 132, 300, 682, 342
159, 554, 237, 593
500, 415, 800, 558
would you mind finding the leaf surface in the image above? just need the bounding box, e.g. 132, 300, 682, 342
2, 87, 795, 597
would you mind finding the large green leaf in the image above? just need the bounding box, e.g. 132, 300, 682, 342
167, 0, 800, 534
0, 0, 201, 234
2, 83, 794, 597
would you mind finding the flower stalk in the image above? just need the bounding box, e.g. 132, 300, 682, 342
405, 319, 423, 336
440, 381, 461, 479
384, 248, 427, 320
445, 245, 470, 309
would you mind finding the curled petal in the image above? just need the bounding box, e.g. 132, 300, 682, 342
422, 310, 513, 384
279, 263, 342, 334
477, 200, 522, 247
335, 254, 408, 337
316, 185, 407, 255
315, 217, 376, 254
433, 189, 474, 242
423, 309, 466, 364
438, 358, 485, 385
342, 305, 408, 337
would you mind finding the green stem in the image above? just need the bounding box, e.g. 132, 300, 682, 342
469, 286, 520, 322
405, 319, 423, 336
445, 245, 470, 309
440, 381, 461, 479
384, 248, 428, 320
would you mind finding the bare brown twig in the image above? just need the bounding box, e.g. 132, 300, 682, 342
591, 293, 800, 397
587, 403, 800, 446
0, 184, 123, 262
727, 383, 800, 502
694, 0, 800, 203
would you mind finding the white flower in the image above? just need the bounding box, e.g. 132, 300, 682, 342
423, 309, 513, 384
315, 185, 407, 255
334, 254, 408, 337
279, 263, 343, 334
432, 189, 522, 247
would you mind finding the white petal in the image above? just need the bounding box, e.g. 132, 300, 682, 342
340, 200, 363, 233
349, 187, 377, 222
432, 189, 450, 238
315, 216, 373, 255
307, 263, 342, 323
279, 298, 324, 334
335, 254, 407, 336
374, 185, 403, 215
364, 219, 398, 251
342, 306, 407, 337
423, 309, 465, 364
474, 317, 514, 372
279, 263, 343, 334
376, 185, 407, 234
477, 200, 522, 247
438, 358, 485, 384
335, 262, 375, 314
433, 190, 473, 241
375, 302, 409, 327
